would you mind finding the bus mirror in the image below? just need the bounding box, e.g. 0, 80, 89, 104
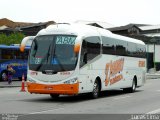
74, 44, 80, 53
20, 36, 35, 52
20, 44, 25, 52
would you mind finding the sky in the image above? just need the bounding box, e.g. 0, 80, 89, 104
1, 0, 160, 26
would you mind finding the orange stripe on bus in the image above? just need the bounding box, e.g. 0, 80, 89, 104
27, 82, 79, 95
139, 61, 145, 67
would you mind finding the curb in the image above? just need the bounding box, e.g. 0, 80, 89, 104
146, 73, 160, 79
0, 81, 26, 88
0, 86, 21, 88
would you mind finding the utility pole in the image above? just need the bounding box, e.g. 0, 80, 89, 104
151, 37, 156, 70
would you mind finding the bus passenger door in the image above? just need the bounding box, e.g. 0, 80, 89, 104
79, 37, 101, 93
79, 52, 89, 93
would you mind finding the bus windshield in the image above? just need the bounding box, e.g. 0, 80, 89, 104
29, 35, 78, 72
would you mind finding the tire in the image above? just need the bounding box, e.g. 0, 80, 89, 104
131, 78, 136, 92
91, 80, 100, 99
50, 94, 59, 99
0, 71, 8, 81
123, 77, 136, 93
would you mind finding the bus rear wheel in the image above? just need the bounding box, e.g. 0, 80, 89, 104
50, 94, 59, 99
123, 77, 137, 93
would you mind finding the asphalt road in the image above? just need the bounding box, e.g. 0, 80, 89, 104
0, 79, 160, 120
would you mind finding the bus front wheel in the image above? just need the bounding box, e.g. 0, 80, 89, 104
91, 80, 100, 99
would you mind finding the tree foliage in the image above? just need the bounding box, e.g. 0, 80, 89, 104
0, 32, 25, 45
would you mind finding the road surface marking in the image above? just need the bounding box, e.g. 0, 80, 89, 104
30, 107, 65, 114
146, 108, 160, 114
113, 95, 131, 100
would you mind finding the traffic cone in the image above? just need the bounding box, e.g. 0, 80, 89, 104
20, 74, 26, 92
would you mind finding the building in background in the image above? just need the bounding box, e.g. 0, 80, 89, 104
18, 21, 55, 36
1, 18, 160, 71
75, 20, 115, 28
0, 18, 55, 36
0, 25, 16, 35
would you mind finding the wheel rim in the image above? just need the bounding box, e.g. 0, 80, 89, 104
132, 80, 136, 91
93, 82, 99, 97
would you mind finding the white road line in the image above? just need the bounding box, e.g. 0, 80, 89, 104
113, 95, 131, 100
146, 108, 160, 114
28, 107, 64, 114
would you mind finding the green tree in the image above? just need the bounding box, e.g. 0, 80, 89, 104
0, 32, 25, 45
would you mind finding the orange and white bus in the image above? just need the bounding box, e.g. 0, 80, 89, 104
20, 23, 146, 98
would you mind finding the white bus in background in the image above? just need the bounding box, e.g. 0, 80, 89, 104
20, 23, 146, 99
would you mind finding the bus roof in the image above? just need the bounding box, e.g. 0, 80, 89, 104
37, 23, 145, 45
0, 44, 30, 50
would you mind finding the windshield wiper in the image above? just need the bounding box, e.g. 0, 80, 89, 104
35, 45, 52, 71
47, 44, 52, 63
42, 70, 58, 74
51, 43, 65, 71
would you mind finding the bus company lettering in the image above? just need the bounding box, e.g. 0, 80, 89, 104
105, 58, 124, 86
60, 71, 70, 75
1, 63, 26, 68
139, 61, 145, 67
56, 36, 75, 45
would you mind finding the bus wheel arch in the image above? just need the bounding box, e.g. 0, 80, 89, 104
96, 76, 102, 91
123, 75, 137, 93
133, 75, 137, 87
91, 76, 101, 99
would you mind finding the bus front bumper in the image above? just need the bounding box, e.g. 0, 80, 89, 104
27, 82, 79, 95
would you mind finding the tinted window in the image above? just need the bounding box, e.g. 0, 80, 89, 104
80, 36, 101, 67
102, 37, 115, 55
29, 35, 78, 72
136, 44, 146, 58
115, 39, 127, 56
1, 49, 29, 59
127, 42, 137, 57
102, 36, 146, 58
30, 36, 53, 64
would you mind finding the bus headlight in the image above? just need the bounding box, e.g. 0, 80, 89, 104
64, 77, 78, 84
27, 77, 36, 83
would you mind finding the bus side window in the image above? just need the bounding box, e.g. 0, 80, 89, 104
127, 42, 137, 57
2, 49, 12, 59
115, 39, 127, 56
136, 44, 146, 58
102, 36, 115, 55
80, 36, 101, 67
